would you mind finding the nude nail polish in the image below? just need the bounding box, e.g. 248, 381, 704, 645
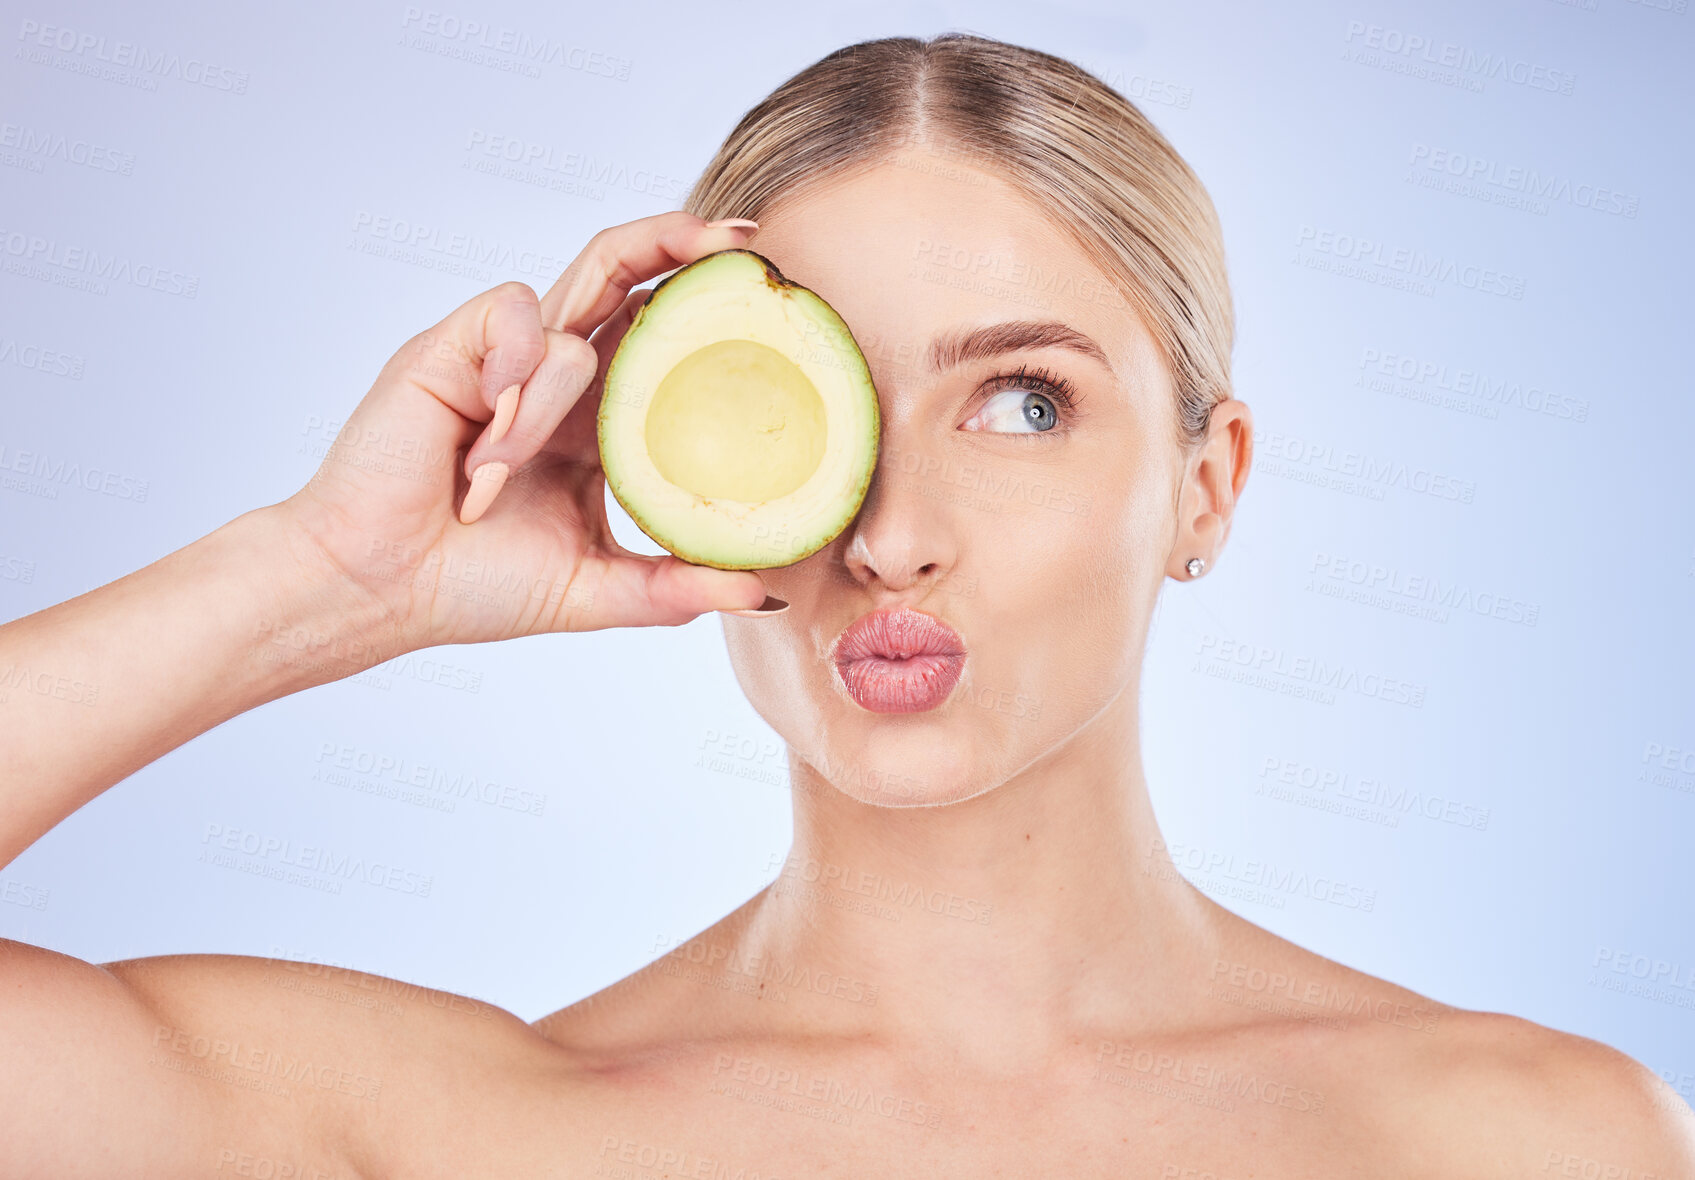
721, 595, 789, 617
488, 385, 521, 445
706, 218, 760, 230
459, 461, 510, 525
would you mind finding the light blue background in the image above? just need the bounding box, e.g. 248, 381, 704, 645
2, 0, 1690, 1098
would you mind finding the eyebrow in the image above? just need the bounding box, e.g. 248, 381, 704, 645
927, 320, 1113, 376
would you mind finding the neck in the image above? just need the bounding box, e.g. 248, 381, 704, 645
735, 684, 1225, 1071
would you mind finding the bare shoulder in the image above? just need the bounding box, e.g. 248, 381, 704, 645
101, 951, 575, 1177
1395, 1007, 1695, 1175
1204, 921, 1694, 1174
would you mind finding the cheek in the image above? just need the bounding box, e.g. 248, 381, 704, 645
964, 469, 1159, 712
722, 618, 828, 725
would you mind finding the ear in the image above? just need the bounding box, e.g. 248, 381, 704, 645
1167, 399, 1253, 580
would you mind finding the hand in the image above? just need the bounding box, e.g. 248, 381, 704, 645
275, 211, 780, 652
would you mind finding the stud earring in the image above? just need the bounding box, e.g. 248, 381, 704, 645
1186, 557, 1206, 577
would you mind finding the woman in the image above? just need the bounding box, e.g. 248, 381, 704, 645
2, 32, 1688, 1177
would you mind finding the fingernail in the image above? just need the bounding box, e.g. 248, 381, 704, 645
721, 595, 789, 617
706, 218, 760, 230
488, 384, 521, 445
459, 461, 510, 525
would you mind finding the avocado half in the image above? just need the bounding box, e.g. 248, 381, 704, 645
598, 248, 881, 571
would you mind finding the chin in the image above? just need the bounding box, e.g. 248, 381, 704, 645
794, 709, 1000, 809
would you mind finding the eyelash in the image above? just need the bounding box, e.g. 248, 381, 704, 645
974, 363, 1086, 435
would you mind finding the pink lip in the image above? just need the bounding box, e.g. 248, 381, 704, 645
830, 608, 967, 714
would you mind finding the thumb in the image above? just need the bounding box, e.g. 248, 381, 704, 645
665, 562, 788, 618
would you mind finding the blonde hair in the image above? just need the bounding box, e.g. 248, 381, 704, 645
685, 33, 1235, 449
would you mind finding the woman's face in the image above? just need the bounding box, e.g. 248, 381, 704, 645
721, 144, 1189, 807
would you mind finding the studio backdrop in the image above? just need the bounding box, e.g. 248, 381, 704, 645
1, 0, 1690, 1092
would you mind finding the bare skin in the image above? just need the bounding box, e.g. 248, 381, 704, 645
2, 148, 1690, 1179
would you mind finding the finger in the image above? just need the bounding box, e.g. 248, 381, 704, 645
589, 286, 652, 364
381, 280, 547, 428
569, 551, 782, 630
475, 284, 549, 416
539, 212, 758, 338
585, 286, 651, 406
537, 287, 652, 464
460, 327, 598, 519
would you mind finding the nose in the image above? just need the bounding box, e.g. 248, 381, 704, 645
838, 432, 959, 595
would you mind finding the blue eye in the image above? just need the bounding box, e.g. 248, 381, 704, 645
962, 364, 1082, 435
972, 389, 1060, 434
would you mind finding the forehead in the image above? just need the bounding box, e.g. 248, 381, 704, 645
745, 150, 1161, 389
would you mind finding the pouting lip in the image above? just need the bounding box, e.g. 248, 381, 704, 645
830, 607, 967, 665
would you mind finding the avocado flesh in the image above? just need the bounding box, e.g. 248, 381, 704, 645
646, 338, 827, 503
599, 249, 880, 571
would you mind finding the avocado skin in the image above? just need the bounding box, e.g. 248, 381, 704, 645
645, 246, 789, 302
598, 248, 881, 572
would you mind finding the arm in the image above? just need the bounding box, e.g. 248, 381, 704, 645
1519, 1029, 1695, 1177
2, 938, 547, 1179
1405, 1010, 1695, 1176
0, 212, 773, 1177
2, 216, 771, 873
0, 505, 396, 872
